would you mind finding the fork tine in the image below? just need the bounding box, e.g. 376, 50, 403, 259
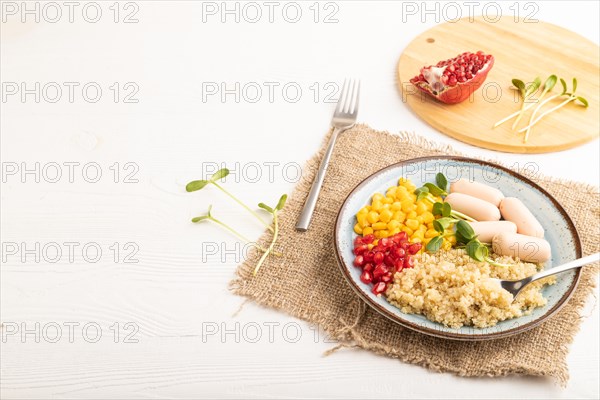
335, 79, 348, 114
352, 81, 360, 115
344, 80, 356, 114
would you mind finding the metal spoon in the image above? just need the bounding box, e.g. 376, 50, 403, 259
491, 252, 599, 299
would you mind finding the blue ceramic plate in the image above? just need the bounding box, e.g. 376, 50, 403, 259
334, 157, 581, 340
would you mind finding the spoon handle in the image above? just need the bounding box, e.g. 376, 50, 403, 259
530, 252, 600, 282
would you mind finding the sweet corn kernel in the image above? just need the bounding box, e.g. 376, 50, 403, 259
386, 187, 398, 197
372, 222, 387, 231
406, 218, 419, 231
425, 229, 439, 238
416, 201, 428, 215
401, 200, 415, 213
358, 207, 369, 215
416, 215, 424, 224
372, 193, 384, 202
387, 220, 400, 231
411, 231, 424, 242
391, 202, 403, 211
383, 196, 394, 204
357, 213, 368, 228
354, 223, 363, 235
367, 211, 379, 224
407, 211, 418, 220
392, 211, 406, 223
372, 200, 383, 212
422, 212, 434, 224
401, 226, 413, 236
390, 228, 400, 236
379, 209, 393, 223
374, 230, 389, 239
363, 227, 374, 236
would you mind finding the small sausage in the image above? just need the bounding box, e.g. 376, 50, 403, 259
450, 179, 505, 207
499, 197, 544, 238
469, 221, 517, 243
492, 232, 551, 263
445, 192, 501, 221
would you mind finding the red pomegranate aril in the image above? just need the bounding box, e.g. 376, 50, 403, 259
354, 244, 368, 256
379, 237, 391, 248
364, 251, 374, 263
354, 236, 364, 247
395, 259, 405, 271
363, 263, 374, 272
360, 270, 373, 284
373, 251, 385, 265
353, 255, 365, 267
400, 242, 410, 250
392, 247, 406, 259
384, 255, 395, 267
407, 243, 422, 255
373, 264, 388, 280
381, 272, 393, 283
372, 282, 387, 295
362, 234, 375, 244
397, 232, 408, 242
404, 257, 415, 269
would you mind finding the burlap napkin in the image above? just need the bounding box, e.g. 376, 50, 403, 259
230, 124, 599, 384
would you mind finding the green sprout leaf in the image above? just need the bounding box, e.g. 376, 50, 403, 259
432, 202, 444, 216
258, 203, 274, 213
436, 173, 448, 192
572, 77, 578, 93
186, 180, 210, 192
426, 236, 443, 252
544, 75, 557, 92
211, 168, 230, 181
525, 77, 541, 97
456, 220, 475, 241
191, 215, 209, 223
275, 194, 287, 211
424, 182, 445, 197
433, 220, 444, 233
512, 79, 526, 95
442, 202, 452, 218
466, 240, 485, 262
415, 187, 429, 202
454, 230, 470, 245
560, 78, 567, 94
577, 96, 588, 107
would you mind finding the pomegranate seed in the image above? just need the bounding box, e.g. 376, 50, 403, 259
372, 282, 387, 295
400, 242, 410, 250
381, 272, 393, 283
384, 255, 395, 267
392, 247, 406, 259
354, 236, 364, 246
448, 76, 458, 86
360, 270, 373, 284
363, 263, 373, 272
404, 257, 414, 269
380, 238, 391, 248
354, 244, 368, 256
362, 234, 375, 244
373, 264, 389, 279
353, 255, 365, 267
396, 232, 408, 242
364, 251, 374, 263
395, 259, 405, 271
407, 243, 422, 255
373, 252, 384, 265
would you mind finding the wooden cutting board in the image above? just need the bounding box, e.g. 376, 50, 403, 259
397, 17, 599, 153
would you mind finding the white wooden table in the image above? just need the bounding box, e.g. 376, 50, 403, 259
1, 1, 598, 398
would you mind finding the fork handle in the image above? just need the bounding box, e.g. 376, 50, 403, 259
296, 128, 342, 231
529, 252, 600, 283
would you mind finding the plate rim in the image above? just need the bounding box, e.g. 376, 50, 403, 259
333, 155, 582, 341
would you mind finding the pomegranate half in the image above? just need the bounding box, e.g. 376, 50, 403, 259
410, 51, 494, 104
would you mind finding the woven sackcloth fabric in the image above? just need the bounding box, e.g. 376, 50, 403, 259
230, 124, 599, 384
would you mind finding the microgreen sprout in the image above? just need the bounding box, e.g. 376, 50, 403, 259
510, 77, 541, 130
518, 78, 589, 142
253, 194, 287, 275
191, 205, 275, 255
187, 168, 273, 232
493, 75, 588, 143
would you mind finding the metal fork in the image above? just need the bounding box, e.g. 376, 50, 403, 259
491, 252, 599, 299
296, 79, 360, 231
